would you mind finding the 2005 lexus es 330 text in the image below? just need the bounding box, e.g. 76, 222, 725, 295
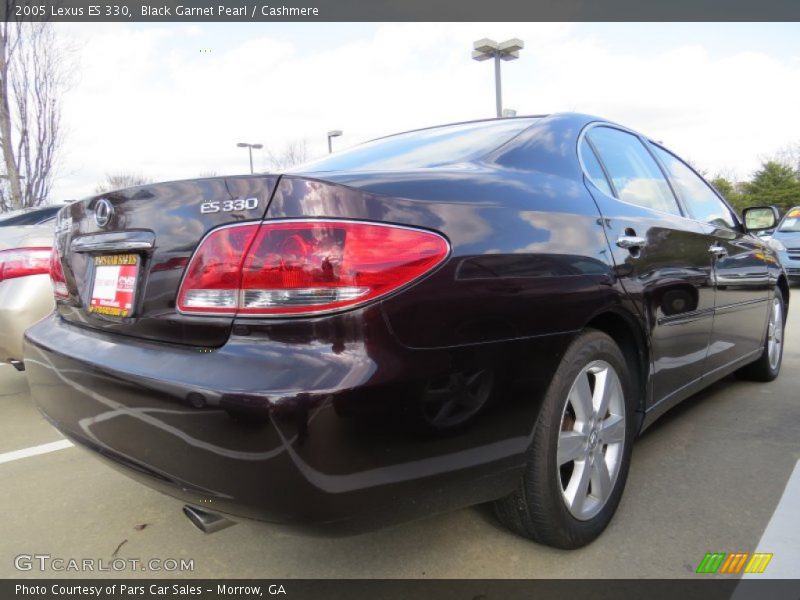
24, 113, 788, 548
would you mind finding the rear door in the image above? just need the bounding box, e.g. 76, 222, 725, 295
649, 144, 770, 373
580, 125, 716, 407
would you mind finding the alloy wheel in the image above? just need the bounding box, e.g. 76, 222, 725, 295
557, 360, 626, 520
767, 296, 783, 371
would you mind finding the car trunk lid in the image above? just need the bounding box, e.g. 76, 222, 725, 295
54, 175, 278, 347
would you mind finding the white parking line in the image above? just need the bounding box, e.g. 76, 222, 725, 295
0, 439, 73, 465
739, 458, 800, 579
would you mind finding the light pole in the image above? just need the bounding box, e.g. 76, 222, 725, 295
472, 38, 524, 118
236, 142, 263, 174
327, 130, 342, 154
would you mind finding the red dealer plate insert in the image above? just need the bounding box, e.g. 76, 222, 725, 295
89, 254, 139, 318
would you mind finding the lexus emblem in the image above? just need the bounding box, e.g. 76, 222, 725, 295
94, 198, 113, 228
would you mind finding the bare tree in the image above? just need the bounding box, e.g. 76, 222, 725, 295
266, 139, 309, 171
684, 157, 709, 177
95, 172, 153, 194
774, 142, 800, 174
0, 18, 71, 211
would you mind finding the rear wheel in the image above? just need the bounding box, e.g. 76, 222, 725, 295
736, 287, 786, 382
494, 329, 636, 548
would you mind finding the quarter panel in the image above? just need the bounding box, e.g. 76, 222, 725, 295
0, 274, 54, 360
267, 172, 616, 349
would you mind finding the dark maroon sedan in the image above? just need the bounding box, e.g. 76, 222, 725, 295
25, 114, 788, 548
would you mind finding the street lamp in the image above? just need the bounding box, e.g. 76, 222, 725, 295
236, 142, 263, 174
327, 130, 343, 154
472, 38, 524, 118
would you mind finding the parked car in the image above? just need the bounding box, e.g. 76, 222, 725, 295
0, 223, 55, 369
24, 114, 788, 548
765, 206, 800, 284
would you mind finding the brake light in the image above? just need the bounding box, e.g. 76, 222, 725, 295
0, 247, 51, 283
49, 245, 69, 299
177, 220, 449, 316
176, 224, 260, 314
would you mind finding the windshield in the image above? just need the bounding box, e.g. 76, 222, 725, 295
291, 118, 540, 174
778, 208, 800, 233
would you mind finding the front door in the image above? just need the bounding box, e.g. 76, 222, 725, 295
649, 145, 770, 374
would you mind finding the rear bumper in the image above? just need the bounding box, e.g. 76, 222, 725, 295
24, 312, 558, 533
0, 274, 54, 362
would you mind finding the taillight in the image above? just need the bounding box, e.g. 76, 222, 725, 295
177, 220, 449, 316
49, 245, 69, 299
176, 224, 259, 314
0, 247, 51, 282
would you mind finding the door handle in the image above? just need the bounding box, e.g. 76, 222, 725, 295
709, 244, 728, 257
616, 235, 647, 250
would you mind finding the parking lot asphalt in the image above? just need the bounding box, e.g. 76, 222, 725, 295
1, 299, 799, 579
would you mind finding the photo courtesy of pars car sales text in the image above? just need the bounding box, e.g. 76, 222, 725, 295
15, 584, 283, 596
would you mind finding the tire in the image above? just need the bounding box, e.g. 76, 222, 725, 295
494, 329, 636, 549
736, 287, 786, 382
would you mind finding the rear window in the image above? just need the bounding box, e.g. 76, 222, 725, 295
586, 126, 680, 216
292, 118, 539, 173
0, 206, 60, 227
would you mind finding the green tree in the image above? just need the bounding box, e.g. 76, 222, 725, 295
742, 161, 800, 214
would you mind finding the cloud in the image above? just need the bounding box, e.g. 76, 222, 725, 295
51, 22, 800, 200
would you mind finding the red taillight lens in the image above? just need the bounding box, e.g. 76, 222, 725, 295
176, 224, 260, 314
0, 247, 51, 283
177, 220, 449, 316
49, 245, 69, 299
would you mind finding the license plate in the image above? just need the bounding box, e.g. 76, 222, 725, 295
89, 254, 139, 318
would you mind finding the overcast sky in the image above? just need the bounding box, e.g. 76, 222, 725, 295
51, 22, 800, 201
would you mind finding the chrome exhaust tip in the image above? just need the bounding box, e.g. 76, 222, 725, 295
182, 505, 235, 534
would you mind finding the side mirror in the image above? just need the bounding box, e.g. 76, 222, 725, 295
742, 206, 779, 234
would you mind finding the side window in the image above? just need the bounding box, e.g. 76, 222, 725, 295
579, 138, 613, 197
651, 146, 737, 229
587, 126, 681, 216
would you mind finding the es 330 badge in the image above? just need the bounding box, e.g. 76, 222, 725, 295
200, 197, 259, 214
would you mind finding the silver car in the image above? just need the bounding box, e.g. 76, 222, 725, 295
766, 206, 800, 284
0, 205, 63, 228
0, 222, 56, 368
